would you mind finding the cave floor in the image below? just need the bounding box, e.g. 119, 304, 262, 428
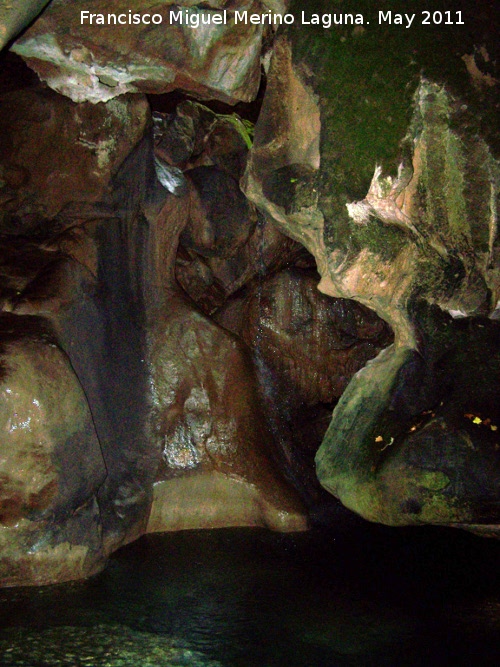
0, 526, 499, 666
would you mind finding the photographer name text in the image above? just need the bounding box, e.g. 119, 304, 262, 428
80, 9, 465, 30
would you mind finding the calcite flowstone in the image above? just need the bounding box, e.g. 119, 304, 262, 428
0, 315, 107, 587
148, 306, 307, 533
11, 0, 274, 104
147, 190, 308, 533
243, 0, 500, 530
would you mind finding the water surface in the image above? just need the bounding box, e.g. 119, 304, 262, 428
0, 526, 499, 666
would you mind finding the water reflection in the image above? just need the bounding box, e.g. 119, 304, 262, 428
0, 527, 499, 666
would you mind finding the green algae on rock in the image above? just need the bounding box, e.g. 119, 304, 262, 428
0, 0, 51, 51
243, 0, 500, 531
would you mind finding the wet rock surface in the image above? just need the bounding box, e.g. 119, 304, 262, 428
152, 101, 391, 521
0, 85, 155, 583
0, 314, 107, 586
241, 269, 392, 405
235, 269, 393, 511
146, 170, 308, 533
243, 0, 500, 530
0, 88, 322, 584
1, 0, 500, 588
11, 0, 271, 105
149, 301, 308, 533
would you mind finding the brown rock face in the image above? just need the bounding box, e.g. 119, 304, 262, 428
12, 0, 269, 105
3, 0, 497, 590
0, 315, 106, 587
180, 166, 255, 259
0, 87, 148, 226
150, 99, 394, 524
0, 81, 311, 584
241, 269, 393, 405
154, 100, 308, 315
147, 185, 308, 534
148, 304, 307, 533
213, 267, 392, 514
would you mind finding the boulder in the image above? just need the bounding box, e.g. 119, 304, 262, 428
11, 0, 272, 104
0, 314, 107, 586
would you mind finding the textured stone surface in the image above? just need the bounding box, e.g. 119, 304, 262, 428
0, 123, 156, 584
241, 269, 392, 404
0, 315, 106, 587
148, 188, 308, 533
0, 230, 96, 317
155, 101, 310, 315
243, 0, 500, 530
0, 0, 51, 51
180, 166, 254, 259
0, 86, 148, 225
217, 268, 392, 516
1, 0, 497, 592
149, 303, 307, 533
12, 0, 270, 104
0, 97, 308, 585
152, 98, 390, 523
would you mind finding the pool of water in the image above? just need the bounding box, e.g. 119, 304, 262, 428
0, 526, 499, 666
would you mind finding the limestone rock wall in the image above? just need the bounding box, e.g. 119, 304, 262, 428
0, 315, 107, 586
0, 83, 155, 582
242, 0, 500, 531
11, 0, 274, 105
0, 66, 390, 583
1, 0, 499, 588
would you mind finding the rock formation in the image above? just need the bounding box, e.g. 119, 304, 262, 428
243, 0, 500, 531
0, 1, 51, 51
0, 314, 107, 586
11, 0, 274, 104
1, 0, 499, 586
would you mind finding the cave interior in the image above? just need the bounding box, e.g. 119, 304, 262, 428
0, 1, 500, 664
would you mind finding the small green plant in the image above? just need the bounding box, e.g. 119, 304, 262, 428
197, 103, 254, 149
